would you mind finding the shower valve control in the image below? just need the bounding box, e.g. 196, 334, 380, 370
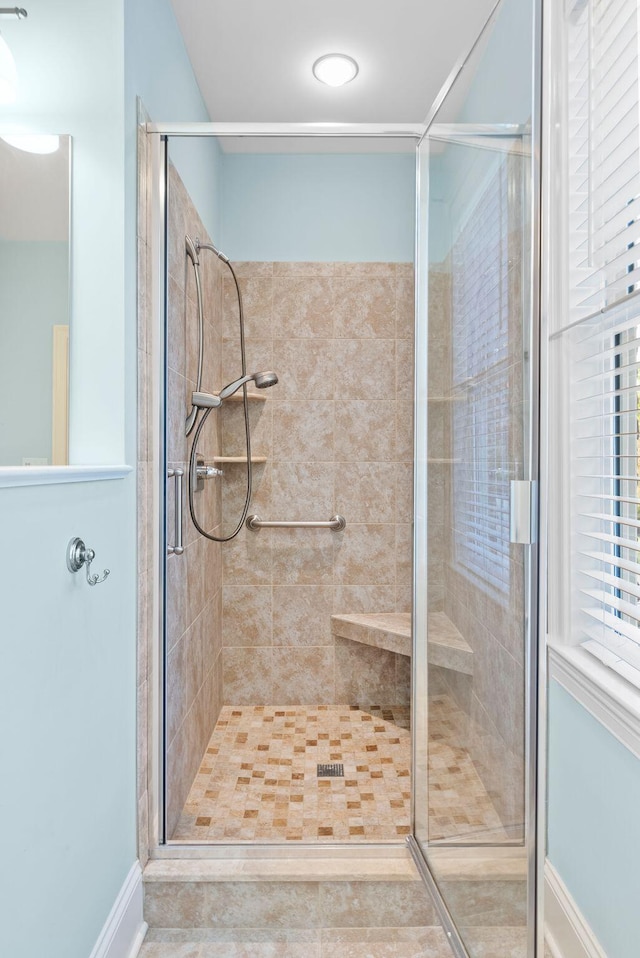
197, 463, 224, 480
195, 456, 223, 491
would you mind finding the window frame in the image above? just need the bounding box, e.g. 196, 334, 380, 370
543, 0, 640, 738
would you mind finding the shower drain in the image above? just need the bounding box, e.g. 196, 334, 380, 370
317, 763, 344, 778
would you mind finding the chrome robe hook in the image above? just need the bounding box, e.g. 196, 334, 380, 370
66, 537, 110, 586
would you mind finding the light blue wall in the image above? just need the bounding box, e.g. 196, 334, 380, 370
547, 680, 640, 958
219, 152, 415, 262
0, 478, 135, 958
124, 0, 220, 242
0, 241, 69, 466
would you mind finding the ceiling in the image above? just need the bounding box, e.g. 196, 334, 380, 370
170, 0, 497, 129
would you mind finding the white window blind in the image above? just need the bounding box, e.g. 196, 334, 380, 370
569, 0, 640, 319
567, 0, 640, 687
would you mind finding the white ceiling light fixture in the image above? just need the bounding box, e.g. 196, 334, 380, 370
312, 53, 359, 87
0, 7, 27, 105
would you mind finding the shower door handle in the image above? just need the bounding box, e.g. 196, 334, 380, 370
510, 480, 536, 544
167, 468, 184, 556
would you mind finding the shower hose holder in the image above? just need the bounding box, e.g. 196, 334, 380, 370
66, 537, 110, 587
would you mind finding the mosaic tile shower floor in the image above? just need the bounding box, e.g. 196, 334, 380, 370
428, 694, 507, 843
171, 697, 505, 843
172, 705, 411, 842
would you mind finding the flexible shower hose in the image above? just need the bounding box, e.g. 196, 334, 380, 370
186, 252, 252, 542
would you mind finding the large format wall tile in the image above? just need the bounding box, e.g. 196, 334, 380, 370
223, 647, 275, 704
163, 165, 225, 836
223, 585, 273, 647
333, 339, 396, 400
335, 462, 396, 524
271, 527, 335, 585
272, 585, 334, 646
270, 462, 334, 521
272, 276, 334, 339
334, 401, 397, 461
334, 637, 398, 706
223, 275, 274, 341
272, 647, 335, 705
272, 339, 335, 399
331, 275, 396, 340
333, 524, 396, 586
219, 262, 415, 710
272, 401, 334, 462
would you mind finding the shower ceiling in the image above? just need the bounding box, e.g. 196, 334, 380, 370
170, 0, 497, 142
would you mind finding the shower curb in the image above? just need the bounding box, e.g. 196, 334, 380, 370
142, 853, 441, 931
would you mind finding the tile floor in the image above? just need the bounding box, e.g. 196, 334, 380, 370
427, 694, 508, 843
139, 926, 455, 957
170, 695, 506, 844
138, 927, 553, 957
172, 705, 411, 842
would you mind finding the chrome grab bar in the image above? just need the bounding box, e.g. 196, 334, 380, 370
167, 468, 184, 555
246, 514, 346, 532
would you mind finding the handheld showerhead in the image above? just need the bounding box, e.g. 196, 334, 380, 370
190, 372, 278, 415
217, 370, 278, 401
185, 234, 200, 266
253, 371, 279, 390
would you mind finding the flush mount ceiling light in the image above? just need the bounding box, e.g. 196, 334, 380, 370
0, 7, 27, 105
1, 133, 59, 153
312, 53, 359, 87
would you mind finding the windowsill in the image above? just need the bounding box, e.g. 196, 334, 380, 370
0, 464, 133, 488
548, 642, 640, 759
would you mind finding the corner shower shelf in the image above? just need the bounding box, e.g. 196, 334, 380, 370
216, 391, 268, 403
212, 455, 268, 464
330, 611, 473, 675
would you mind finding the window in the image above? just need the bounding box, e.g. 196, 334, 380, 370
563, 0, 640, 688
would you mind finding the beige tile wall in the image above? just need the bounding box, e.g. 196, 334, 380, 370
219, 261, 415, 707
163, 164, 225, 836
137, 152, 416, 846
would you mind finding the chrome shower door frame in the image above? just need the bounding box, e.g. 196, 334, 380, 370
146, 122, 424, 857
409, 0, 544, 953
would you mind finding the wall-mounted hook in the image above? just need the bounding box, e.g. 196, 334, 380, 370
66, 537, 110, 587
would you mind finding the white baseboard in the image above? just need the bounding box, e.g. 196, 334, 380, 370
544, 861, 607, 958
89, 861, 148, 958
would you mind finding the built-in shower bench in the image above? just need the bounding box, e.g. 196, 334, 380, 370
330, 611, 473, 675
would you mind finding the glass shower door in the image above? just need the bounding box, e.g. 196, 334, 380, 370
412, 0, 539, 954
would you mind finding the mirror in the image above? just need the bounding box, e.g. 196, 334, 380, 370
0, 134, 71, 466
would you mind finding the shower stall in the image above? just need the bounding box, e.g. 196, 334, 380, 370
138, 0, 541, 953
160, 132, 419, 844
